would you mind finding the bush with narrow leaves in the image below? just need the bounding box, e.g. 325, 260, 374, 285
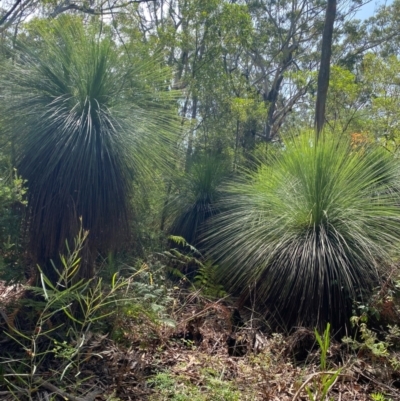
206, 133, 400, 329
0, 16, 179, 279
168, 154, 230, 247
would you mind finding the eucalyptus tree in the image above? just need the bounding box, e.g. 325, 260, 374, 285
356, 53, 400, 152
323, 65, 368, 134
120, 0, 267, 166
0, 16, 180, 279
0, 0, 154, 32
130, 0, 370, 150
339, 0, 400, 67
243, 0, 324, 140
135, 0, 257, 162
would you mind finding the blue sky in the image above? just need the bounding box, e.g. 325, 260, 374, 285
355, 0, 393, 19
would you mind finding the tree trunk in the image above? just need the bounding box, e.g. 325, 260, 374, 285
315, 0, 337, 138
263, 44, 297, 141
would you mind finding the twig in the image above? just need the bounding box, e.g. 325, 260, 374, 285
0, 0, 22, 26
36, 379, 101, 401
352, 366, 400, 397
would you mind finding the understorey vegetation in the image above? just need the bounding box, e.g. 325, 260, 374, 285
1, 1, 400, 400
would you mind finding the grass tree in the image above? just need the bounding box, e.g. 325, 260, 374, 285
205, 133, 400, 329
0, 16, 179, 280
168, 153, 230, 248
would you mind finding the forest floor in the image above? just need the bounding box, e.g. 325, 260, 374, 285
1, 283, 400, 400
78, 290, 400, 401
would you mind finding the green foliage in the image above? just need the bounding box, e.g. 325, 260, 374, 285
0, 227, 102, 397
168, 154, 231, 247
119, 279, 175, 325
0, 16, 180, 278
371, 393, 393, 401
342, 276, 400, 371
205, 132, 400, 329
0, 170, 26, 281
343, 309, 400, 353
162, 236, 226, 298
361, 54, 400, 151
230, 96, 267, 124
168, 235, 201, 255
148, 369, 241, 401
0, 226, 172, 399
109, 260, 176, 343
130, 175, 170, 256
162, 235, 203, 280
142, 0, 259, 158
325, 65, 366, 134
193, 260, 227, 299
342, 318, 400, 372
304, 373, 339, 401
315, 323, 331, 371
0, 171, 26, 239
302, 324, 341, 401
343, 320, 390, 358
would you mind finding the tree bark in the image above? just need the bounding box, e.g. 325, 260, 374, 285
315, 0, 337, 139
263, 43, 297, 141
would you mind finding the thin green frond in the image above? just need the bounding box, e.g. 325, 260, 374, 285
0, 16, 180, 278
205, 132, 400, 329
168, 153, 231, 247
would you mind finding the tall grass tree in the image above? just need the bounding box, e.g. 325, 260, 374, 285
0, 17, 180, 279
205, 133, 400, 329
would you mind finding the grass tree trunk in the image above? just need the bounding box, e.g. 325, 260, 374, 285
315, 0, 337, 138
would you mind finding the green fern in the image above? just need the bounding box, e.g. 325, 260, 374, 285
164, 236, 227, 298
168, 235, 202, 255
194, 261, 227, 299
